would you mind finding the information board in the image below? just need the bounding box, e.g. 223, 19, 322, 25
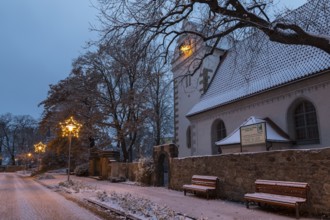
240, 122, 266, 146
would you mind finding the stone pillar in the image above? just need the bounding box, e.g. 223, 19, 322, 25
89, 158, 95, 176
100, 156, 110, 179
153, 144, 178, 187
88, 148, 99, 176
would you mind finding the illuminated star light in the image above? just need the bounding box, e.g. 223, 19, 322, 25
60, 116, 82, 137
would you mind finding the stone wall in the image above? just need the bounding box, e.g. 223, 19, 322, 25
109, 162, 139, 182
169, 148, 330, 215
127, 163, 139, 182
89, 148, 120, 178
109, 161, 155, 185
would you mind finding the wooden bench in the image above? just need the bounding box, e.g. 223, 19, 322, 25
244, 179, 309, 219
182, 175, 219, 200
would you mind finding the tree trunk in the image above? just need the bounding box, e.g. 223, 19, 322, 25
11, 155, 15, 165
121, 139, 128, 162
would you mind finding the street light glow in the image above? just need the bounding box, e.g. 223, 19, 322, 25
60, 116, 82, 182
34, 142, 46, 171
60, 116, 82, 137
34, 142, 46, 153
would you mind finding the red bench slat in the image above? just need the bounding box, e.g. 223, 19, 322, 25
182, 175, 219, 199
244, 180, 309, 219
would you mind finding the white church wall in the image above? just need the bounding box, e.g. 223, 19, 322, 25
188, 72, 330, 156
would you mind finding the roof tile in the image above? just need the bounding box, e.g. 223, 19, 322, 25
187, 0, 330, 116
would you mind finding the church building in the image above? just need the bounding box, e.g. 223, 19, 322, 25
172, 0, 330, 157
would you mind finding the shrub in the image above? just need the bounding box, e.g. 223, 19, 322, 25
136, 157, 154, 186
74, 163, 89, 176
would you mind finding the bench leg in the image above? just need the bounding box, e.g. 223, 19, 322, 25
184, 190, 186, 196
246, 201, 249, 209
207, 191, 209, 200
295, 204, 299, 219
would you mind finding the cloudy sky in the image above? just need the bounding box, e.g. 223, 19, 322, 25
0, 0, 307, 120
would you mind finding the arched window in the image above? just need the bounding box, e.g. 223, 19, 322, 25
211, 119, 226, 154
186, 126, 192, 149
294, 101, 319, 145
216, 120, 226, 141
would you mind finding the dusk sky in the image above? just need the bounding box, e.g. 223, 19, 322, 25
0, 0, 99, 119
0, 0, 307, 120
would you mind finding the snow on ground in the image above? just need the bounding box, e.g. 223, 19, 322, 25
93, 190, 188, 219
33, 171, 314, 220
35, 173, 199, 220
4, 172, 103, 220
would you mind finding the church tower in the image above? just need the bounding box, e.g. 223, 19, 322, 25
171, 21, 227, 157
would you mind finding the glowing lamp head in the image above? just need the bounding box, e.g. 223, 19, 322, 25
179, 43, 193, 57
60, 116, 82, 138
180, 45, 191, 52
66, 124, 76, 132
34, 142, 46, 153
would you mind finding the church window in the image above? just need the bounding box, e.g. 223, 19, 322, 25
211, 119, 226, 154
216, 120, 226, 141
201, 68, 212, 93
294, 101, 319, 144
185, 74, 191, 87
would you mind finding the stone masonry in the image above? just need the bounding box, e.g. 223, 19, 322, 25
169, 147, 330, 216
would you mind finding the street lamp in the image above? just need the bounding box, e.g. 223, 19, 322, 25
34, 142, 46, 171
60, 116, 82, 182
34, 142, 46, 153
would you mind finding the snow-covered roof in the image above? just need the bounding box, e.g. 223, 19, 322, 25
187, 0, 330, 117
216, 116, 291, 146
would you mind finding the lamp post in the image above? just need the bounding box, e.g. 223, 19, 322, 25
34, 142, 46, 171
24, 152, 32, 174
60, 116, 82, 182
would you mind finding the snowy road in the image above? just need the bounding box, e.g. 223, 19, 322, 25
0, 173, 102, 220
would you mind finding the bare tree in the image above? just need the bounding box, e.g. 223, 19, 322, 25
146, 62, 174, 146
0, 113, 38, 165
41, 33, 174, 162
95, 0, 330, 66
75, 34, 156, 161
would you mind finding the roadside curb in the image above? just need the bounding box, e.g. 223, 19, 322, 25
33, 176, 121, 220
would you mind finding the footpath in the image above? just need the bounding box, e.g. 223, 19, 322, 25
36, 173, 316, 220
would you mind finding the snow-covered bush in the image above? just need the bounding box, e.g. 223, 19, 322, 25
35, 173, 55, 180
96, 191, 109, 202
74, 163, 89, 176
59, 180, 75, 189
59, 180, 97, 193
96, 191, 177, 219
135, 157, 154, 186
